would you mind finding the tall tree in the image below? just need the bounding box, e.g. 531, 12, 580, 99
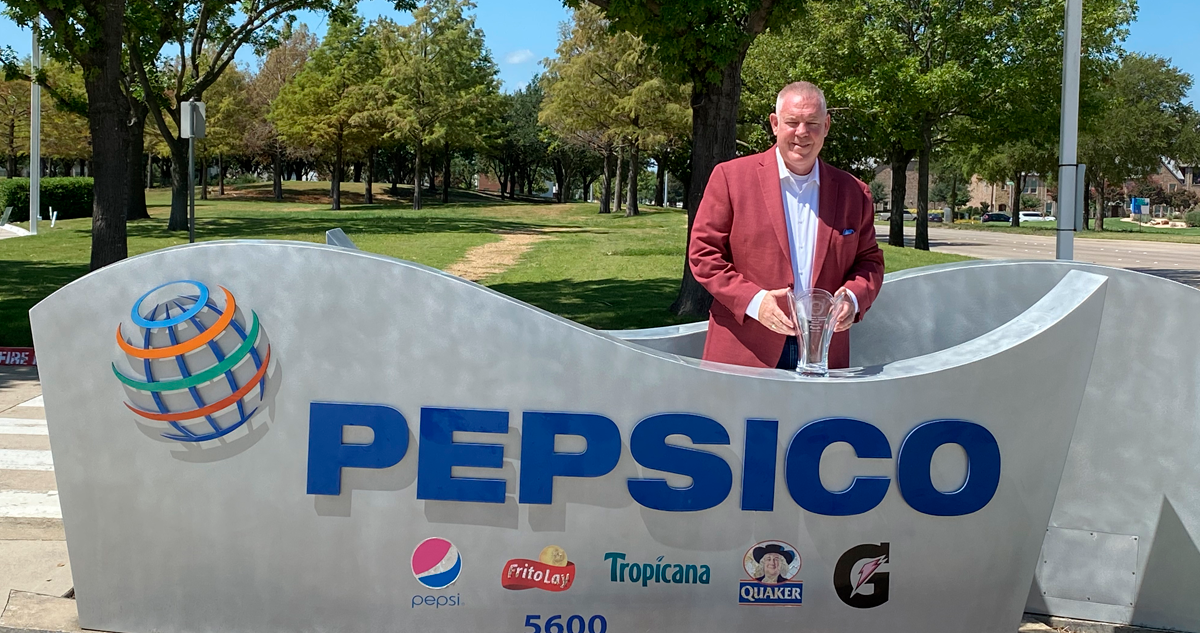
1080, 54, 1200, 230
373, 0, 499, 210
244, 24, 316, 201
0, 77, 30, 178
3, 0, 130, 268
571, 0, 804, 314
200, 63, 253, 197
126, 0, 360, 230
270, 17, 377, 210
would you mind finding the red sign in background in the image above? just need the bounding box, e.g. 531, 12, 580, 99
501, 559, 576, 592
0, 348, 36, 366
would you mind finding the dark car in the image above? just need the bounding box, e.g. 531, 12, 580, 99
981, 212, 1012, 223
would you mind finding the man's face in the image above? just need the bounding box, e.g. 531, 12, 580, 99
762, 553, 784, 577
770, 93, 830, 175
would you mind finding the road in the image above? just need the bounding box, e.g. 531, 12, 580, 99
886, 225, 1200, 287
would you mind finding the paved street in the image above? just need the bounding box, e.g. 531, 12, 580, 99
885, 225, 1200, 287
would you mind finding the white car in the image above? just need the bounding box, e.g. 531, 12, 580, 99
1019, 211, 1055, 222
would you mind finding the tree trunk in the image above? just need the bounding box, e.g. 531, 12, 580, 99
1097, 178, 1107, 231
915, 125, 931, 251
126, 105, 150, 220
352, 161, 362, 183
332, 135, 343, 211
5, 155, 14, 179
614, 149, 624, 213
365, 148, 375, 205
626, 144, 640, 217
167, 141, 189, 231
948, 173, 958, 223
413, 142, 423, 210
218, 154, 225, 196
442, 138, 452, 204
671, 56, 744, 316
1083, 178, 1092, 230
654, 159, 665, 207
272, 149, 283, 200
1009, 170, 1022, 227
200, 155, 209, 201
599, 148, 612, 214
82, 0, 132, 269
888, 147, 915, 247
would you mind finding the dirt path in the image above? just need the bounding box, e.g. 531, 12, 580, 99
445, 231, 551, 281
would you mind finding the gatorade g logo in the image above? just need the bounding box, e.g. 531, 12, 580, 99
834, 543, 889, 608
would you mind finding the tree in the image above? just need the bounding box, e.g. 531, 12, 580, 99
482, 85, 548, 202
571, 0, 803, 314
0, 77, 29, 178
270, 17, 377, 210
1080, 54, 1200, 230
373, 0, 500, 210
3, 0, 131, 268
200, 63, 253, 197
126, 0, 363, 230
244, 24, 317, 200
541, 5, 689, 215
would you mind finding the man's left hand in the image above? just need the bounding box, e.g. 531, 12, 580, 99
832, 287, 855, 332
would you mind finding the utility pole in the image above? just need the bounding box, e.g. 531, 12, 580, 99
1056, 0, 1083, 259
29, 18, 41, 236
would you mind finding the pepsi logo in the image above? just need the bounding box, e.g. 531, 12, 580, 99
412, 537, 462, 589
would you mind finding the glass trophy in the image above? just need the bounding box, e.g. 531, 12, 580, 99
788, 288, 848, 376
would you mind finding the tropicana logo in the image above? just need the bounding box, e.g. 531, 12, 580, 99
113, 280, 271, 443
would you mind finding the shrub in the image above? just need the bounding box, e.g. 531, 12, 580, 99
0, 178, 94, 223
1185, 208, 1200, 228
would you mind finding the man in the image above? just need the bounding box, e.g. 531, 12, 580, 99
689, 81, 884, 370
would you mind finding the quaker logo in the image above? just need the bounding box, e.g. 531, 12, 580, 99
502, 545, 575, 592
604, 552, 711, 586
834, 542, 890, 608
738, 540, 803, 606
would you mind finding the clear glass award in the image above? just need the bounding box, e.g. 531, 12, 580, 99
788, 288, 848, 376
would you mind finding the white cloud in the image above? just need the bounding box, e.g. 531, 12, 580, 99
504, 49, 535, 64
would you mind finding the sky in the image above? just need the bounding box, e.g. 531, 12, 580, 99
0, 0, 1194, 99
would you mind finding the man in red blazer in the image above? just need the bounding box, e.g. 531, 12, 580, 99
689, 81, 884, 370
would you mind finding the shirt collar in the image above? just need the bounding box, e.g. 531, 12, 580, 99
776, 146, 821, 187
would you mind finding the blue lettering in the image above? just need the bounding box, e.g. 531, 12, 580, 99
785, 418, 891, 516
519, 412, 621, 504
416, 407, 507, 503
627, 414, 733, 511
306, 402, 409, 495
897, 419, 1001, 516
741, 419, 779, 511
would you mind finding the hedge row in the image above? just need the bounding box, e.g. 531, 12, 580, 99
0, 178, 94, 223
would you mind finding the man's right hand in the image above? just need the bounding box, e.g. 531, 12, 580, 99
757, 288, 796, 336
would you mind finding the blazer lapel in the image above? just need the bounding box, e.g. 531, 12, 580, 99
757, 148, 794, 274
811, 159, 839, 285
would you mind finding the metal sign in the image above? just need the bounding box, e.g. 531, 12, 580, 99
30, 243, 1107, 633
180, 101, 206, 139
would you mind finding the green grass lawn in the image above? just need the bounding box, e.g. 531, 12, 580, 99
0, 182, 971, 346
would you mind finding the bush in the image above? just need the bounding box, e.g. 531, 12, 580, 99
961, 206, 982, 220
1185, 208, 1200, 228
0, 178, 94, 223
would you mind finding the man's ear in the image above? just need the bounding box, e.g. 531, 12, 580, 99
769, 112, 779, 136
825, 113, 832, 132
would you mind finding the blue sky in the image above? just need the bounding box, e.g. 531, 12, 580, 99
0, 0, 1195, 100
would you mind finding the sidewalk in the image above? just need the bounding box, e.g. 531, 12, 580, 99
0, 366, 73, 627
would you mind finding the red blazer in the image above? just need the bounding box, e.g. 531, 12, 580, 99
688, 149, 884, 369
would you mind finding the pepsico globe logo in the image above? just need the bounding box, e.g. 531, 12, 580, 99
113, 280, 272, 443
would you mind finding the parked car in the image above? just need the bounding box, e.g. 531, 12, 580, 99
1019, 211, 1055, 222
876, 210, 918, 221
981, 212, 1012, 223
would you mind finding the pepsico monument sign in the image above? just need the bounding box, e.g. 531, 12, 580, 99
30, 241, 1109, 633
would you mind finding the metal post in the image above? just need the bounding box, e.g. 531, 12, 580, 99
1056, 0, 1083, 259
29, 19, 41, 236
188, 100, 196, 244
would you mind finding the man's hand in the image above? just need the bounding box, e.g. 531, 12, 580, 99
758, 288, 797, 336
832, 287, 855, 332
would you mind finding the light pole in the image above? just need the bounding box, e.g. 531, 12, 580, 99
29, 18, 41, 236
1056, 0, 1083, 259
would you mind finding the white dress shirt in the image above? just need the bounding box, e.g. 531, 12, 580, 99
746, 149, 858, 321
